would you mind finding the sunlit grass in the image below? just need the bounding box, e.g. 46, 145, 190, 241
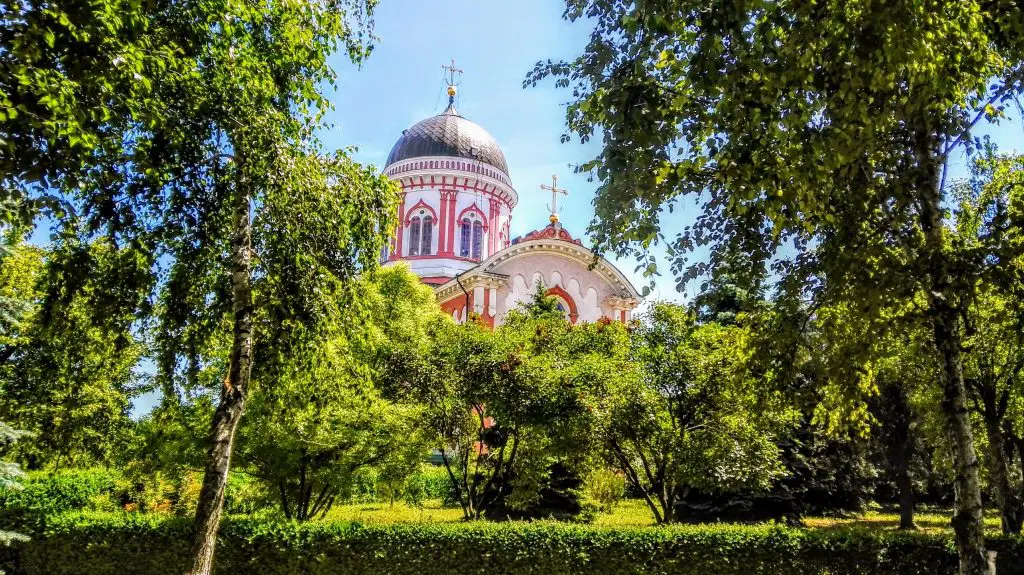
322, 499, 463, 524
593, 499, 658, 527
319, 498, 1005, 536
803, 507, 1004, 535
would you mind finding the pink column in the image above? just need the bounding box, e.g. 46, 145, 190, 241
394, 193, 406, 259
447, 191, 458, 255
437, 191, 449, 257
488, 197, 501, 256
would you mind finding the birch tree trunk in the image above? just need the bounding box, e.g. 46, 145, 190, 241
186, 166, 254, 575
918, 144, 988, 575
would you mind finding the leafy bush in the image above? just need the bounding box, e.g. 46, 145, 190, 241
2, 511, 1023, 574
584, 468, 625, 513
349, 465, 457, 507
0, 468, 271, 524
0, 469, 119, 525
113, 467, 175, 514
224, 473, 272, 515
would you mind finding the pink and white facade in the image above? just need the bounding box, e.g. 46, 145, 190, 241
383, 156, 515, 285
382, 101, 639, 327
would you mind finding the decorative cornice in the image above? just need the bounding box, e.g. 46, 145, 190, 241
480, 239, 640, 301
431, 237, 641, 303
435, 271, 509, 303
605, 295, 640, 311
386, 156, 518, 207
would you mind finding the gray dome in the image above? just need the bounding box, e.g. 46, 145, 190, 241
385, 104, 509, 175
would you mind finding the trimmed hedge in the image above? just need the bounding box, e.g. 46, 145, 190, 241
1, 512, 1023, 574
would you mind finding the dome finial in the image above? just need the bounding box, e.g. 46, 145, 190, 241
442, 58, 463, 106
540, 174, 568, 224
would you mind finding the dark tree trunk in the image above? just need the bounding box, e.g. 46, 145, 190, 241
897, 467, 917, 531
981, 395, 1024, 534
880, 381, 918, 530
917, 139, 988, 575
187, 172, 254, 575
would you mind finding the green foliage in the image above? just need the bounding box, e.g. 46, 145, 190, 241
0, 239, 143, 470
0, 468, 274, 524
0, 468, 118, 534
584, 468, 625, 513
348, 465, 456, 507
237, 264, 436, 521
0, 421, 29, 555
609, 302, 797, 523
396, 304, 634, 520
532, 4, 1024, 565
3, 512, 1024, 574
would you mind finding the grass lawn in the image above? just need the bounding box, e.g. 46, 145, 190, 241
323, 498, 1004, 535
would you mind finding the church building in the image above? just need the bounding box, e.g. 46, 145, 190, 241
381, 68, 639, 326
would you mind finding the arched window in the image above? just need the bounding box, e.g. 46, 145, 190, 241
460, 218, 472, 257
472, 220, 483, 259
459, 213, 485, 259
420, 215, 433, 255
409, 211, 433, 256
409, 218, 421, 256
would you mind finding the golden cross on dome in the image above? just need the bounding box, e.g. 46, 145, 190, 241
540, 174, 568, 223
442, 59, 463, 104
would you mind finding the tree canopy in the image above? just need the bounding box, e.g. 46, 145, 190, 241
530, 2, 1024, 572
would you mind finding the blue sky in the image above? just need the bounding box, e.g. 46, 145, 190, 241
324, 0, 1024, 304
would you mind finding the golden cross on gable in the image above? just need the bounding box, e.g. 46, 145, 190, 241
442, 58, 463, 87
540, 174, 568, 223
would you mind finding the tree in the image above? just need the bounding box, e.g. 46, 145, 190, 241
4, 0, 390, 570
869, 324, 937, 531
0, 420, 29, 568
2, 0, 390, 570
0, 239, 31, 563
531, 3, 1024, 570
0, 0, 179, 226
240, 351, 425, 521
963, 289, 1024, 534
238, 264, 436, 521
607, 302, 795, 523
397, 291, 629, 521
0, 237, 144, 469
954, 154, 1024, 534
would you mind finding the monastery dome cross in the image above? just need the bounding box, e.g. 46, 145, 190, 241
442, 58, 463, 104
540, 174, 568, 223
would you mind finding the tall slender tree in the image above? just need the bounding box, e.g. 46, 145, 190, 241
531, 2, 1024, 571
3, 0, 390, 572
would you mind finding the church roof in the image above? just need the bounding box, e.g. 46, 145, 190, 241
512, 222, 583, 246
385, 104, 509, 175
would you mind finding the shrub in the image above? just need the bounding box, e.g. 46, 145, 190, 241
584, 468, 625, 513
113, 467, 175, 514
223, 473, 272, 515
0, 469, 119, 525
2, 512, 1023, 575
348, 465, 458, 507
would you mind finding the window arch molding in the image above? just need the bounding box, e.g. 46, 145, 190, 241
458, 204, 487, 260
456, 203, 488, 230
405, 200, 437, 257
403, 199, 437, 225
546, 285, 579, 324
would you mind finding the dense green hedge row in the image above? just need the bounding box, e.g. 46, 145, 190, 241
1, 466, 459, 524
2, 512, 1023, 574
